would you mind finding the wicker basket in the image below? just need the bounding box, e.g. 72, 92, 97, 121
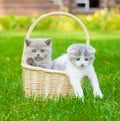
21, 12, 90, 97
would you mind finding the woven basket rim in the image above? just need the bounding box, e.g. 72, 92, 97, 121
21, 63, 67, 75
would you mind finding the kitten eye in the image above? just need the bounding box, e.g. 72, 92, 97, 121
85, 58, 88, 61
32, 49, 36, 52
76, 58, 80, 61
41, 49, 45, 53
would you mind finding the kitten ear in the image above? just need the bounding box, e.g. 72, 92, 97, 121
67, 49, 76, 54
67, 47, 72, 54
25, 38, 31, 46
45, 38, 51, 46
67, 48, 77, 59
67, 47, 76, 54
89, 47, 96, 54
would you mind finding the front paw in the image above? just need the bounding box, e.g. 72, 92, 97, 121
27, 57, 34, 65
75, 90, 84, 100
93, 89, 103, 99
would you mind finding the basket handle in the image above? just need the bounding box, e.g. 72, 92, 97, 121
26, 12, 90, 45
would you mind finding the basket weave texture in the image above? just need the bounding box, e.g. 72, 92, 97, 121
21, 12, 90, 97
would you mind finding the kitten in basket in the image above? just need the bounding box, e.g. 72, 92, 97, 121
25, 38, 52, 69
52, 44, 103, 99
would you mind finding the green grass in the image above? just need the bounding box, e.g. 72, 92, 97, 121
0, 30, 120, 121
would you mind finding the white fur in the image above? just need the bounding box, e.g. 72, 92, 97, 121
53, 54, 103, 99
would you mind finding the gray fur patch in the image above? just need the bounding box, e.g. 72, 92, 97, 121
25, 38, 52, 69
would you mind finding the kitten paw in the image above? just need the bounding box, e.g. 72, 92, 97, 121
93, 89, 103, 99
75, 91, 84, 100
27, 57, 34, 65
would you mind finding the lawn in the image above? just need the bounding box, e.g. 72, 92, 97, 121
0, 30, 120, 121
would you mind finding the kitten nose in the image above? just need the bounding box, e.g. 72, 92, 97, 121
81, 64, 84, 67
37, 54, 39, 56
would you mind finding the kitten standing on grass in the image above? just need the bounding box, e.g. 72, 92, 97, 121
25, 38, 52, 69
52, 44, 103, 99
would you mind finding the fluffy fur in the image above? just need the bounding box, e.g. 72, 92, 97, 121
25, 38, 52, 69
52, 44, 103, 99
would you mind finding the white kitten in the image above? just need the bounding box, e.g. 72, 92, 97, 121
52, 44, 103, 99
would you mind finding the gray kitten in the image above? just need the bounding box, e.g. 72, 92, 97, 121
52, 44, 103, 99
25, 38, 52, 69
